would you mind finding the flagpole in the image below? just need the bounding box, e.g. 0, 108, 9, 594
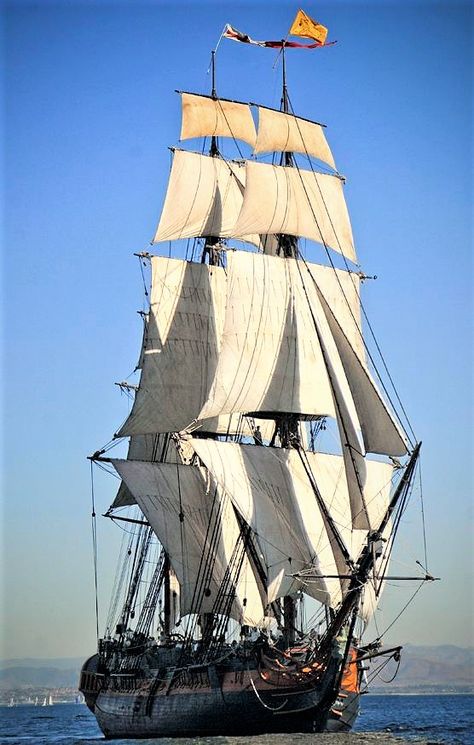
214, 24, 227, 55
207, 24, 227, 76
281, 41, 289, 114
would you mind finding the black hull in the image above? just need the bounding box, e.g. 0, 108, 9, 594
325, 690, 360, 733
80, 656, 346, 738
88, 687, 329, 738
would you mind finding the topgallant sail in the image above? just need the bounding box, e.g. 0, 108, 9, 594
80, 17, 435, 737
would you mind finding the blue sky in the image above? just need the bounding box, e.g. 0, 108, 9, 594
2, 1, 472, 658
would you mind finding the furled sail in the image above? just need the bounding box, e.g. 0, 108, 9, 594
190, 439, 394, 608
231, 161, 356, 262
254, 106, 336, 170
111, 459, 266, 625
135, 313, 148, 370
180, 92, 257, 147
152, 149, 260, 247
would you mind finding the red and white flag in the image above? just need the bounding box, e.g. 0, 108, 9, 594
223, 24, 266, 47
222, 22, 334, 49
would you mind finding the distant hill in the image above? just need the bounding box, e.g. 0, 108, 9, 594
370, 644, 474, 693
0, 657, 84, 689
0, 657, 84, 671
1, 646, 472, 692
0, 666, 79, 688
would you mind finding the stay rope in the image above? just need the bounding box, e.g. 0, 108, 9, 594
90, 461, 100, 644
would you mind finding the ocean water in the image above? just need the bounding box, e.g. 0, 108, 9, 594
0, 696, 473, 745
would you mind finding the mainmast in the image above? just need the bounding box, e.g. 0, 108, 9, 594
278, 43, 300, 646
202, 49, 220, 267
278, 43, 299, 260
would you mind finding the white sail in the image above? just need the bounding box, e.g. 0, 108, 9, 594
112, 459, 265, 625
199, 252, 339, 422
198, 252, 367, 530
231, 161, 356, 262
152, 149, 260, 247
307, 263, 364, 361
291, 449, 393, 606
190, 439, 394, 609
117, 258, 231, 436
117, 256, 275, 439
112, 434, 178, 509
318, 291, 409, 457
180, 93, 257, 147
254, 106, 336, 170
190, 438, 332, 605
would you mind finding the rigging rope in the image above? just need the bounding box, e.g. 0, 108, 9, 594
418, 459, 429, 572
284, 90, 416, 447
373, 581, 425, 643
90, 462, 100, 645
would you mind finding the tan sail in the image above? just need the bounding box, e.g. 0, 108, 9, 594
199, 252, 338, 421
198, 255, 363, 452
117, 257, 226, 436
232, 161, 356, 262
152, 150, 260, 247
112, 459, 266, 625
180, 92, 257, 146
254, 106, 336, 170
190, 439, 394, 608
190, 438, 333, 605
117, 256, 275, 439
319, 290, 409, 457
112, 433, 176, 508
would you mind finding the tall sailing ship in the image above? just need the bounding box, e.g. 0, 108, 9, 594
80, 18, 433, 737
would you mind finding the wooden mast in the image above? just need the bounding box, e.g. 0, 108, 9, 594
202, 49, 220, 266
279, 41, 299, 647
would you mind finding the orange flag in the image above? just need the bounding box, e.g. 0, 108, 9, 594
289, 9, 328, 45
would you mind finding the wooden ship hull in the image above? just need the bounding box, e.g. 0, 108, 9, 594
80, 653, 359, 737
